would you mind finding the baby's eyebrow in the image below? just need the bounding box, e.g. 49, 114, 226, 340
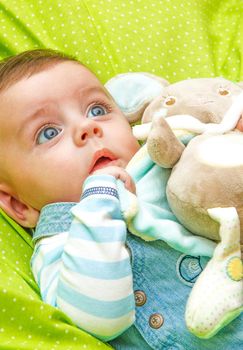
16, 106, 51, 139
77, 85, 110, 99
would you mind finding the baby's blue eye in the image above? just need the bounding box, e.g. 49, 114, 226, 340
87, 105, 107, 118
37, 126, 62, 144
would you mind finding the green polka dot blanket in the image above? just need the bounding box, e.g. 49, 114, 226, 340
0, 0, 242, 349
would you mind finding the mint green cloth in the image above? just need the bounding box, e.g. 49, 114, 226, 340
0, 0, 242, 349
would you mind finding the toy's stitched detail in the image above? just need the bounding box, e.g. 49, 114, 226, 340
82, 186, 119, 199
226, 256, 243, 281
176, 254, 204, 287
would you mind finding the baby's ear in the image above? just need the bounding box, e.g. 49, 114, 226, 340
0, 184, 39, 227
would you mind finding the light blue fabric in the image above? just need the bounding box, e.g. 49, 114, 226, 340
119, 145, 216, 257
110, 234, 243, 350
33, 152, 242, 348
33, 202, 76, 241
105, 73, 166, 115
32, 175, 135, 341
34, 200, 243, 350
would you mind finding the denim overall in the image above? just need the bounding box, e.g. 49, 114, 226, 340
110, 234, 243, 350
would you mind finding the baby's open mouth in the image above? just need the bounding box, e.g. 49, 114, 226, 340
89, 149, 118, 174
91, 156, 114, 173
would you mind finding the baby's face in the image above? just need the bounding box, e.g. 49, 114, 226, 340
0, 62, 140, 211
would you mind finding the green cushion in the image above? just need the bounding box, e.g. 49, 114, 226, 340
0, 0, 242, 348
1, 0, 243, 83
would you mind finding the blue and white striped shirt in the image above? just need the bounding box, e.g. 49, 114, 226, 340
31, 175, 135, 341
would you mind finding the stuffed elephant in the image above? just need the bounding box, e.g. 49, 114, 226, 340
106, 73, 243, 338
146, 105, 243, 338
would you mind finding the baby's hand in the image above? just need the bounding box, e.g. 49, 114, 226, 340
92, 166, 136, 194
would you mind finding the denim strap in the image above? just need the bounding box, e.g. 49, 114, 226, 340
33, 202, 76, 242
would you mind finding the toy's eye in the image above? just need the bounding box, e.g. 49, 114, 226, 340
37, 126, 62, 144
218, 87, 230, 96
87, 105, 108, 118
164, 96, 176, 106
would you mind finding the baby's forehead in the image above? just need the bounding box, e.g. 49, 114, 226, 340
0, 59, 91, 94
1, 61, 103, 94
0, 62, 115, 129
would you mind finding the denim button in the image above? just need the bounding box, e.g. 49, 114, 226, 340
149, 313, 164, 329
176, 254, 204, 286
135, 290, 147, 306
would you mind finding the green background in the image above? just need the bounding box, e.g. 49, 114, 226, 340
0, 0, 242, 349
1, 0, 243, 83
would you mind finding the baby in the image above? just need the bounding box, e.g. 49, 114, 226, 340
0, 49, 242, 349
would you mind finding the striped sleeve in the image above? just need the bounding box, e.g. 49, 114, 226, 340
31, 175, 135, 341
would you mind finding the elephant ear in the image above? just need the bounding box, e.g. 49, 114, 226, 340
105, 72, 169, 124
147, 114, 185, 168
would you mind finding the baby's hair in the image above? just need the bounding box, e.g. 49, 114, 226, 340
0, 48, 82, 92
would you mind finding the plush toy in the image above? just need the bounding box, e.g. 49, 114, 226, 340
106, 73, 243, 125
145, 104, 243, 339
105, 72, 169, 123
106, 74, 243, 338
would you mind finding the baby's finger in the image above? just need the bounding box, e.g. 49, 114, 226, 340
124, 176, 136, 194
117, 170, 136, 194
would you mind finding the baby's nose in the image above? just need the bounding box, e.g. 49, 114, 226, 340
75, 121, 103, 146
81, 126, 102, 141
